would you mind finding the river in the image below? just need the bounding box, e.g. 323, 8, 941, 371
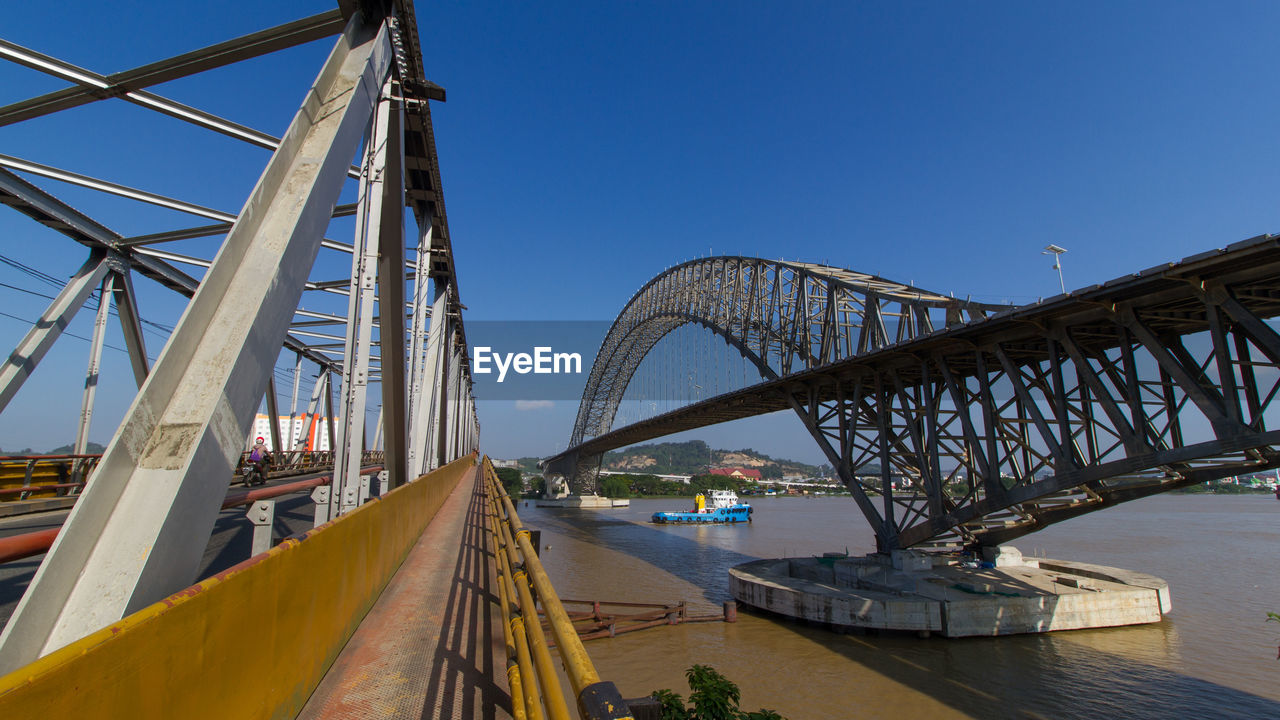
523, 493, 1280, 719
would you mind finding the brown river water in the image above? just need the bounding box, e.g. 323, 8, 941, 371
524, 494, 1280, 719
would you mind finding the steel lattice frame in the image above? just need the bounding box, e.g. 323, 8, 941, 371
0, 1, 480, 670
549, 238, 1280, 552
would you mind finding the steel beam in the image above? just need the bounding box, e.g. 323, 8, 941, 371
0, 250, 111, 413
334, 79, 403, 511
265, 377, 283, 455
0, 13, 394, 670
410, 284, 448, 475
73, 274, 114, 455
108, 269, 150, 386
0, 11, 345, 128
376, 90, 409, 487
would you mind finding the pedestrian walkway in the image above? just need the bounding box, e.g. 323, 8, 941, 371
298, 466, 511, 719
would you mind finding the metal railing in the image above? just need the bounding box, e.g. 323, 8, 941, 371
0, 465, 385, 565
0, 450, 386, 505
0, 454, 100, 501
482, 457, 634, 720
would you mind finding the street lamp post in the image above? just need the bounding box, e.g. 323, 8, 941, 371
1042, 244, 1067, 294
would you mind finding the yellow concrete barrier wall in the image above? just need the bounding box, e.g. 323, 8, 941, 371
0, 454, 476, 719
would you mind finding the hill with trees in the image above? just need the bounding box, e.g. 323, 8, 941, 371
602, 440, 824, 479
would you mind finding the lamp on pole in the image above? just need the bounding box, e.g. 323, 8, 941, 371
1042, 244, 1067, 294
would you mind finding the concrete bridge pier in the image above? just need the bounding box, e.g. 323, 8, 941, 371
730, 545, 1172, 638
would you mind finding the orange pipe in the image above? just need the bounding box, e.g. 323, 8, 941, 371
0, 527, 58, 563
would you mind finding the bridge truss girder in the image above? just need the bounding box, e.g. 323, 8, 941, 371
0, 2, 480, 672
558, 256, 1006, 492
552, 238, 1280, 552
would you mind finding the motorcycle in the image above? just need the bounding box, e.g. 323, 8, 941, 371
242, 461, 267, 487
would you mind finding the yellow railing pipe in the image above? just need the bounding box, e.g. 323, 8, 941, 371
485, 496, 531, 720
495, 480, 598, 690
483, 458, 634, 720
490, 488, 572, 720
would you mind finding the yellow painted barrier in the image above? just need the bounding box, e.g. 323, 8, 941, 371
0, 454, 476, 719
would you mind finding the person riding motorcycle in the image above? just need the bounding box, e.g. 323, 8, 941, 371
247, 437, 272, 486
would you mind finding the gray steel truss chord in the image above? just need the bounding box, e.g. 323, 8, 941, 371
298, 370, 327, 461
873, 376, 897, 550
327, 369, 339, 473
1207, 285, 1280, 366
265, 377, 283, 457
0, 250, 110, 413
287, 353, 302, 451
333, 81, 394, 513
108, 269, 150, 386
0, 11, 345, 127
785, 390, 886, 539
74, 273, 115, 455
1205, 302, 1243, 425
411, 285, 448, 475
434, 321, 454, 469
0, 154, 236, 222
972, 350, 1005, 504
1114, 304, 1245, 438
0, 31, 364, 180
374, 87, 408, 490
0, 12, 394, 670
372, 405, 384, 454
1232, 331, 1265, 430
1055, 328, 1151, 456
406, 222, 433, 435
993, 345, 1070, 466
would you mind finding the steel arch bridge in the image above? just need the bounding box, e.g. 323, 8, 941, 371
546, 239, 1280, 551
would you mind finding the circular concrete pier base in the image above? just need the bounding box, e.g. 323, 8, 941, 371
730, 547, 1170, 637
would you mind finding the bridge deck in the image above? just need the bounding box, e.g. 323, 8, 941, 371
298, 466, 511, 719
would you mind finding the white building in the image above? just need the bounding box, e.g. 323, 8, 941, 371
248, 414, 333, 452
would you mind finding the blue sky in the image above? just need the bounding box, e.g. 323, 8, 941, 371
2, 2, 1280, 463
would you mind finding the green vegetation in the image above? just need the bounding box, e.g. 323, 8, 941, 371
494, 467, 524, 497
598, 475, 631, 498
652, 665, 786, 720
597, 472, 762, 498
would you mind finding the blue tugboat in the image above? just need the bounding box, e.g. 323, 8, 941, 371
651, 489, 753, 524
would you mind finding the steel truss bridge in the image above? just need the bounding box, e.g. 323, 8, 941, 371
546, 240, 1280, 551
0, 1, 479, 671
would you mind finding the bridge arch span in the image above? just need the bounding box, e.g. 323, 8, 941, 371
548, 240, 1280, 552
556, 257, 1001, 489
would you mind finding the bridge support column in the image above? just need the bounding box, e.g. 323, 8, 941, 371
334, 75, 404, 512
409, 281, 448, 476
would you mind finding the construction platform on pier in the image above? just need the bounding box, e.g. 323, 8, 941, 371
730, 546, 1171, 638
535, 495, 629, 509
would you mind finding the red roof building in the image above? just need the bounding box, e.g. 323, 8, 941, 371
709, 467, 762, 480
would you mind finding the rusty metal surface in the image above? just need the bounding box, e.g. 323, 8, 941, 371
298, 466, 510, 719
